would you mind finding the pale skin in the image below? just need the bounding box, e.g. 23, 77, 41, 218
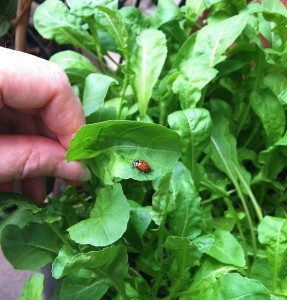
0, 47, 91, 202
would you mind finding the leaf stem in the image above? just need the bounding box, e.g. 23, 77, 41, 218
46, 222, 74, 252
118, 51, 130, 119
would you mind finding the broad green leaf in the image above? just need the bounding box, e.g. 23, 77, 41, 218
153, 0, 181, 28
203, 0, 221, 8
151, 173, 173, 226
168, 108, 212, 172
250, 88, 285, 146
1, 223, 61, 270
194, 230, 246, 267
83, 73, 118, 117
173, 34, 196, 69
94, 6, 128, 52
66, 121, 181, 183
19, 274, 44, 300
52, 245, 119, 279
58, 275, 108, 300
258, 216, 287, 291
68, 184, 129, 246
66, 0, 117, 17
0, 192, 41, 213
50, 50, 99, 84
199, 273, 271, 300
130, 29, 167, 115
168, 162, 202, 239
34, 0, 95, 50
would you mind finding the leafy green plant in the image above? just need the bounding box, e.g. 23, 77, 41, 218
1, 0, 287, 299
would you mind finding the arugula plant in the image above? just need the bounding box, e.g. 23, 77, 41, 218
1, 0, 287, 299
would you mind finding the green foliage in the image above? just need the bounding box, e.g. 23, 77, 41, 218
19, 274, 44, 300
2, 1, 287, 299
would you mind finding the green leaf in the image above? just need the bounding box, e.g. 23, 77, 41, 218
50, 50, 99, 84
200, 273, 271, 300
83, 73, 118, 117
258, 216, 287, 291
168, 108, 212, 171
58, 275, 109, 300
1, 223, 61, 270
183, 0, 206, 24
263, 72, 287, 105
251, 259, 272, 291
172, 62, 218, 108
34, 0, 95, 50
124, 206, 152, 251
68, 184, 130, 246
52, 245, 120, 279
94, 6, 128, 52
250, 88, 285, 146
168, 162, 203, 239
19, 274, 44, 300
66, 121, 181, 183
66, 0, 118, 17
0, 192, 41, 213
151, 173, 173, 226
194, 230, 246, 267
130, 29, 167, 115
182, 259, 236, 297
183, 13, 249, 67
153, 0, 181, 28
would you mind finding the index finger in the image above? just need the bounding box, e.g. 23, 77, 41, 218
0, 47, 85, 148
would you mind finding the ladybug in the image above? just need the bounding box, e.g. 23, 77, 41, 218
132, 160, 153, 173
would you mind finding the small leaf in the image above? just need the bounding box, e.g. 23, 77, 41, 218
68, 184, 130, 246
50, 50, 99, 84
251, 88, 285, 146
34, 0, 95, 50
19, 274, 44, 300
130, 29, 167, 115
195, 230, 246, 267
153, 0, 181, 28
52, 245, 120, 279
168, 108, 212, 171
151, 173, 173, 226
83, 73, 118, 117
94, 5, 128, 52
258, 216, 287, 291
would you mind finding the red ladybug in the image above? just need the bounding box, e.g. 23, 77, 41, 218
132, 160, 153, 173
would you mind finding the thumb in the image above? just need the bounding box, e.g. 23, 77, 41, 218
0, 135, 91, 183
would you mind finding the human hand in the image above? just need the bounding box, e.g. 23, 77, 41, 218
0, 47, 91, 202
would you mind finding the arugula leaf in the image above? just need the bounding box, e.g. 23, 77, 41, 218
68, 184, 129, 246
19, 274, 44, 300
130, 29, 167, 116
34, 0, 95, 50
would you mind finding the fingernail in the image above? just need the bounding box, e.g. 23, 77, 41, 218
56, 160, 91, 181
